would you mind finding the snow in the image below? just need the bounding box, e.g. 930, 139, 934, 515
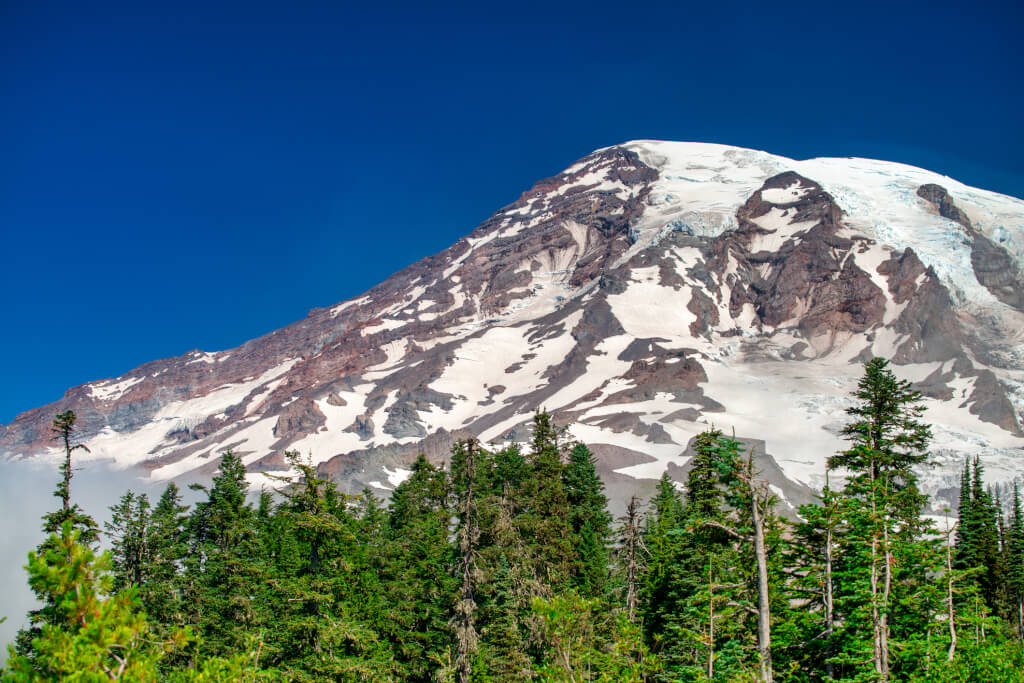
72, 358, 299, 474
88, 376, 144, 402
619, 140, 1024, 320
540, 335, 635, 413
699, 360, 861, 488
284, 390, 373, 465
383, 466, 412, 487
747, 208, 816, 253
568, 422, 691, 480
330, 296, 371, 318
425, 313, 583, 433
853, 242, 906, 325
22, 140, 1024, 503
760, 182, 810, 204
362, 317, 409, 335
606, 267, 696, 340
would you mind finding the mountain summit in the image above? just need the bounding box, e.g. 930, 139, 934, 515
3, 141, 1022, 511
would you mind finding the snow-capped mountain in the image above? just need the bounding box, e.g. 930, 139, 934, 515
3, 141, 1023, 513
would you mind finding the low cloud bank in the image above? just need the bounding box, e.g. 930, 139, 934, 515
0, 458, 162, 657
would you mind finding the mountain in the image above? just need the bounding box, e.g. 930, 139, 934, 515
3, 141, 1023, 514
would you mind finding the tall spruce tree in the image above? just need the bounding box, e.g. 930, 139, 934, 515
1009, 483, 1024, 638
141, 482, 190, 645
615, 495, 648, 624
383, 454, 456, 681
450, 439, 484, 683
564, 441, 613, 598
827, 357, 934, 681
14, 410, 102, 663
183, 451, 270, 664
516, 411, 575, 592
106, 490, 151, 592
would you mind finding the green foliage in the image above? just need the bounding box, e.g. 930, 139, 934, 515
531, 592, 656, 682
4, 522, 186, 681
9, 393, 1024, 681
564, 442, 613, 598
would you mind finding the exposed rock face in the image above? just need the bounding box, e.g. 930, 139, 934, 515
3, 141, 1023, 509
919, 183, 1024, 312
273, 398, 326, 440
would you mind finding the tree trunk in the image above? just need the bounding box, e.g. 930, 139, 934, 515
62, 433, 72, 511
870, 461, 885, 680
622, 496, 644, 623
455, 441, 480, 683
946, 533, 957, 662
881, 518, 892, 677
708, 563, 715, 681
751, 485, 773, 683
824, 510, 834, 680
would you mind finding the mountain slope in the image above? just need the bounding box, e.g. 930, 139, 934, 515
3, 141, 1023, 512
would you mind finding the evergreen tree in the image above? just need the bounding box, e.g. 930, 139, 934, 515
564, 441, 613, 598
266, 451, 396, 680
105, 490, 151, 592
382, 454, 456, 681
517, 411, 576, 592
44, 410, 101, 546
639, 473, 685, 643
826, 357, 934, 681
1008, 483, 1024, 638
450, 439, 484, 683
5, 523, 187, 680
614, 495, 647, 624
14, 410, 102, 663
790, 472, 843, 681
183, 451, 270, 664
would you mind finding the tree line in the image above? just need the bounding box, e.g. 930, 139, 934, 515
3, 357, 1024, 681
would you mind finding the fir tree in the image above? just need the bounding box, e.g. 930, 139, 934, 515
827, 357, 934, 681
383, 454, 456, 681
450, 439, 484, 683
614, 495, 647, 624
516, 411, 575, 592
106, 490, 151, 592
43, 410, 101, 545
183, 451, 270, 664
5, 523, 188, 680
564, 441, 613, 598
1007, 483, 1024, 638
14, 410, 102, 663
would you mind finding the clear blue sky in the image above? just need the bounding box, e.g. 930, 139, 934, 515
2, 0, 1022, 424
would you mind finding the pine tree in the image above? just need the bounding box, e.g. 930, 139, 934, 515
639, 473, 684, 642
106, 490, 151, 592
5, 523, 188, 680
141, 482, 190, 638
264, 451, 395, 680
615, 495, 647, 624
42, 410, 101, 545
790, 471, 842, 680
826, 357, 934, 681
450, 439, 484, 683
516, 411, 576, 592
14, 410, 102, 663
564, 441, 613, 598
382, 454, 456, 681
183, 451, 270, 664
1007, 483, 1024, 638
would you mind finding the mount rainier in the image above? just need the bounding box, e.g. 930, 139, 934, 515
3, 141, 1023, 513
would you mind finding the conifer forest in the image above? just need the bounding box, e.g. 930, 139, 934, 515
4, 358, 1024, 682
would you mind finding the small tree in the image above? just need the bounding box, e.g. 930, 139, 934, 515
5, 523, 186, 680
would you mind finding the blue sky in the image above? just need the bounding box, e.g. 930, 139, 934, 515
2, 0, 1022, 424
